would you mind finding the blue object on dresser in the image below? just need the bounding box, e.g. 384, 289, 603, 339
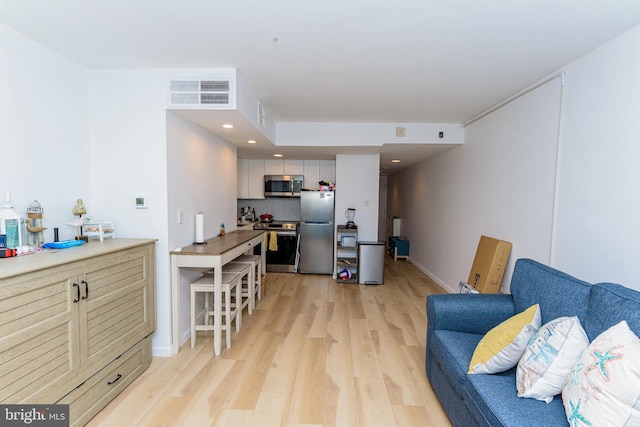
425, 258, 640, 427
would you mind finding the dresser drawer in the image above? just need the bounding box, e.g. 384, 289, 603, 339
58, 335, 152, 426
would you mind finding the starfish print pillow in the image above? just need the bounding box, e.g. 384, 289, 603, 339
561, 320, 640, 426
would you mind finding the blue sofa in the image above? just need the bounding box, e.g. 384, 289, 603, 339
426, 258, 640, 427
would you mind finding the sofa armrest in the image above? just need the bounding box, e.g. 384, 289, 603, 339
426, 294, 515, 338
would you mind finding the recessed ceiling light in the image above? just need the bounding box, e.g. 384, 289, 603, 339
273, 154, 283, 158
391, 159, 401, 163
222, 124, 234, 129
248, 140, 257, 144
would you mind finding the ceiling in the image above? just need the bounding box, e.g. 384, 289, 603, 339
2, 0, 640, 173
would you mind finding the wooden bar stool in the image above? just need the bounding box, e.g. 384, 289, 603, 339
231, 254, 262, 309
190, 271, 242, 349
223, 262, 253, 314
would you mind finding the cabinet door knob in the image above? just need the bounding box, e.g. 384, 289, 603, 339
81, 280, 89, 300
72, 283, 80, 303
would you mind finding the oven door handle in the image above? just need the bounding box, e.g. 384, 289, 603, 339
274, 231, 297, 237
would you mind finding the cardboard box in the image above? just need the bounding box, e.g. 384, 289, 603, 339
467, 235, 512, 294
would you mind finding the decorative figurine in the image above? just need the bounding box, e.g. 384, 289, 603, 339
73, 198, 87, 217
67, 198, 89, 241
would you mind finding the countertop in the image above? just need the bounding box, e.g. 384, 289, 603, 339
171, 229, 265, 256
236, 221, 257, 230
0, 238, 157, 280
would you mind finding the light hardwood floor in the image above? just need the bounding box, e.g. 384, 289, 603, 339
88, 255, 452, 427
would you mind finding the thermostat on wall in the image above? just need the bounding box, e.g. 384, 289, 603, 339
135, 196, 147, 209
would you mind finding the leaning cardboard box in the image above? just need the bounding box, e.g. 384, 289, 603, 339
467, 235, 512, 294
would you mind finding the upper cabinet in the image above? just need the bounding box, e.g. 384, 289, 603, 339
319, 160, 336, 183
264, 159, 304, 175
238, 158, 335, 197
303, 159, 336, 189
237, 159, 265, 199
285, 160, 304, 175
303, 160, 320, 189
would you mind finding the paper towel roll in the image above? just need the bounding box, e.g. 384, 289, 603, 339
195, 212, 204, 243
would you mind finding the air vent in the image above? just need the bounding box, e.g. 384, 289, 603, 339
169, 79, 232, 107
201, 80, 229, 92
201, 93, 229, 104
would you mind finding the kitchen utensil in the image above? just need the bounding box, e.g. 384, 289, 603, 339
260, 213, 273, 223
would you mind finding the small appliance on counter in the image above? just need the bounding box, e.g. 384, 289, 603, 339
345, 208, 357, 229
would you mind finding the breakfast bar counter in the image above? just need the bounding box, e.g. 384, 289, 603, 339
170, 229, 266, 355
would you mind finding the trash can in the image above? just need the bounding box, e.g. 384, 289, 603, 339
358, 241, 385, 285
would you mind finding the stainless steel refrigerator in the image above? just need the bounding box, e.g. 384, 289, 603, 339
299, 191, 335, 274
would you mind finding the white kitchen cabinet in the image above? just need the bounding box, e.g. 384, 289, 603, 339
303, 159, 335, 189
237, 159, 265, 199
264, 159, 304, 175
243, 158, 331, 194
264, 159, 284, 175
320, 160, 336, 182
247, 159, 265, 199
284, 160, 304, 175
237, 158, 249, 198
303, 160, 320, 189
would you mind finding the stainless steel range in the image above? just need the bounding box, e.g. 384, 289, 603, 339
253, 220, 299, 273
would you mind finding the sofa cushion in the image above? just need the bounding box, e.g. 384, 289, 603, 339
430, 330, 482, 395
516, 316, 589, 403
585, 282, 640, 341
468, 304, 541, 374
510, 259, 591, 325
465, 371, 568, 427
562, 320, 640, 427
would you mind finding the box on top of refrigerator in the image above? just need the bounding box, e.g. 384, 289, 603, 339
467, 235, 512, 294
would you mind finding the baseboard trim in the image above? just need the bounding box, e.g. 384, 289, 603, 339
408, 258, 457, 294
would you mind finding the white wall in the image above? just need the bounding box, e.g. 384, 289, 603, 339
0, 24, 89, 241
87, 69, 173, 354
166, 111, 238, 349
1, 26, 244, 357
87, 70, 241, 356
277, 122, 463, 147
389, 24, 640, 293
389, 78, 562, 293
335, 154, 380, 241
552, 25, 640, 286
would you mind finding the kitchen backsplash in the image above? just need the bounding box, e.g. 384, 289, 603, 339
237, 198, 301, 221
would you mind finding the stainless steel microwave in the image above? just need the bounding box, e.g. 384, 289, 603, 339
264, 175, 304, 197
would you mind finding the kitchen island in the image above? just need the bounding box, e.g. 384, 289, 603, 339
170, 229, 265, 355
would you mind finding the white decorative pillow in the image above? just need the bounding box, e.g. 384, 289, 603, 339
468, 304, 541, 374
516, 316, 589, 403
562, 321, 640, 426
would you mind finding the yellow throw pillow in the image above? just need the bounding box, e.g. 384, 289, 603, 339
468, 304, 541, 374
